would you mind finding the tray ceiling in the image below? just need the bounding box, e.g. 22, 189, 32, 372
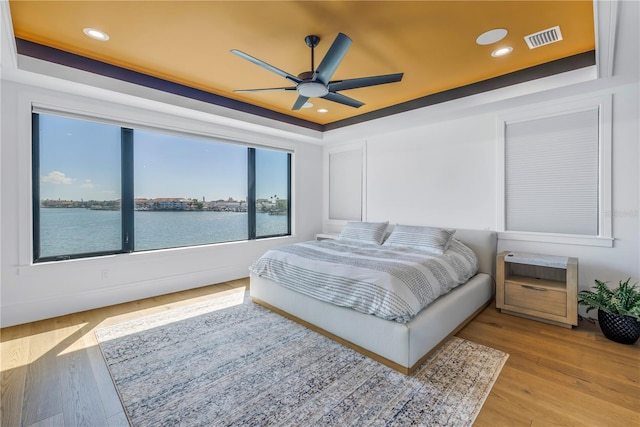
8, 1, 595, 129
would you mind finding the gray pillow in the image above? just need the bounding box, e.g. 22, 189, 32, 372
337, 221, 389, 245
383, 225, 456, 254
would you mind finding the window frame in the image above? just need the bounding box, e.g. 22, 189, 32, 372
31, 109, 293, 263
32, 112, 129, 261
253, 147, 292, 239
497, 94, 613, 247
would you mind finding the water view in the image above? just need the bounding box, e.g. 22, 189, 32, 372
39, 208, 288, 258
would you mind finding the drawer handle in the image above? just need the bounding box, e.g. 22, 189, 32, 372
522, 285, 547, 292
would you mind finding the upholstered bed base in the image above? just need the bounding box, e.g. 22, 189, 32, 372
250, 229, 497, 375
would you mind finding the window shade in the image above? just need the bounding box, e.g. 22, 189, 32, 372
505, 108, 599, 235
329, 149, 362, 221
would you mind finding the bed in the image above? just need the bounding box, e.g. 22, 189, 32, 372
249, 224, 497, 375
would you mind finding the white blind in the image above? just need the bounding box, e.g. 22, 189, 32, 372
329, 149, 362, 220
505, 108, 599, 235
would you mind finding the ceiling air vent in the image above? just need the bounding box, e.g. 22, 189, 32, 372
524, 26, 563, 49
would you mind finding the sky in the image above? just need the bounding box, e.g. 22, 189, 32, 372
38, 114, 288, 202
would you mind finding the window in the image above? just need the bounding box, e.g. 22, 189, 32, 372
499, 95, 612, 247
255, 148, 291, 237
33, 114, 123, 259
134, 129, 248, 250
32, 112, 292, 262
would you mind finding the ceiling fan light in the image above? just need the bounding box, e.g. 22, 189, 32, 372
297, 82, 329, 98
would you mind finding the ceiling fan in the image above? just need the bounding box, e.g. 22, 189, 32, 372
231, 33, 404, 111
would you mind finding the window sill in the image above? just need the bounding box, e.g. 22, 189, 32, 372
498, 231, 614, 248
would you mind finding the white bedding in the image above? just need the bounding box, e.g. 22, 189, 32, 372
249, 238, 478, 323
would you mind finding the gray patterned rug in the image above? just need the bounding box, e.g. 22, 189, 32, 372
96, 291, 508, 426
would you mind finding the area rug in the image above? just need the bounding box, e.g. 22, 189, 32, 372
95, 291, 508, 426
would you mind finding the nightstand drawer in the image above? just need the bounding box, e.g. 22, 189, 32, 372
504, 281, 566, 317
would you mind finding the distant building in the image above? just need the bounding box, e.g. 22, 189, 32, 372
209, 197, 247, 212
135, 198, 191, 211
152, 198, 191, 210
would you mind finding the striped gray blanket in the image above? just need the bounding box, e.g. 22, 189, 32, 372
249, 238, 478, 323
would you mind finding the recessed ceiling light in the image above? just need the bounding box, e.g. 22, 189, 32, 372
491, 47, 513, 57
317, 108, 329, 113
302, 102, 314, 109
476, 29, 508, 45
83, 28, 109, 41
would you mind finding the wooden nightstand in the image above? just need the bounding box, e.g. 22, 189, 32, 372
496, 251, 578, 328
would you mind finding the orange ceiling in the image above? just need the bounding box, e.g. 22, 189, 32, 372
9, 1, 595, 126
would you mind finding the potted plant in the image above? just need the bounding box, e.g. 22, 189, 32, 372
577, 278, 640, 344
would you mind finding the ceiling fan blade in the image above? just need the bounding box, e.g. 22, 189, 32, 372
322, 92, 364, 108
234, 87, 296, 93
292, 95, 310, 111
328, 73, 404, 92
231, 49, 302, 84
312, 33, 352, 84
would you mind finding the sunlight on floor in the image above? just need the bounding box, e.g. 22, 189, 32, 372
1, 322, 92, 367
95, 286, 247, 342
1, 282, 248, 370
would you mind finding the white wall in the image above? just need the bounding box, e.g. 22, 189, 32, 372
0, 79, 323, 327
365, 114, 497, 229
322, 1, 640, 305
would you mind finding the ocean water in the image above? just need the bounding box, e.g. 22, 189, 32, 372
39, 208, 288, 258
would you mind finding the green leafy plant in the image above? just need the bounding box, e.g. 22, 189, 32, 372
577, 278, 640, 320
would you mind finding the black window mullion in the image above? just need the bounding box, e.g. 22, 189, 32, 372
248, 148, 256, 239
121, 128, 135, 252
32, 113, 41, 261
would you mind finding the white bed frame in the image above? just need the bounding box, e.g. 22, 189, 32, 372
250, 229, 497, 375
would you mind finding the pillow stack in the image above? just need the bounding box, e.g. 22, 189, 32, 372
336, 221, 456, 254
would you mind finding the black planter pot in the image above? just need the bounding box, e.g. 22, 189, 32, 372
598, 309, 640, 345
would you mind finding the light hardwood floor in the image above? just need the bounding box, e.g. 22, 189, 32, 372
2, 278, 638, 426
460, 302, 639, 426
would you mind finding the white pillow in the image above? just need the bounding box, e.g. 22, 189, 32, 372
337, 221, 389, 245
383, 225, 456, 254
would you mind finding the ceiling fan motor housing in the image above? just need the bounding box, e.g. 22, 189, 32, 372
297, 71, 315, 80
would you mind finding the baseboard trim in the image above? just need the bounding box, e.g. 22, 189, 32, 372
1, 265, 248, 327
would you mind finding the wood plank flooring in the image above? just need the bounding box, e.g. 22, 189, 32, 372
2, 277, 638, 426
460, 304, 640, 426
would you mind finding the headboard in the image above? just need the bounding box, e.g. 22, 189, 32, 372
452, 228, 497, 278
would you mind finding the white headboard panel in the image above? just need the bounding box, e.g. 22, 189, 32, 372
452, 229, 497, 278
